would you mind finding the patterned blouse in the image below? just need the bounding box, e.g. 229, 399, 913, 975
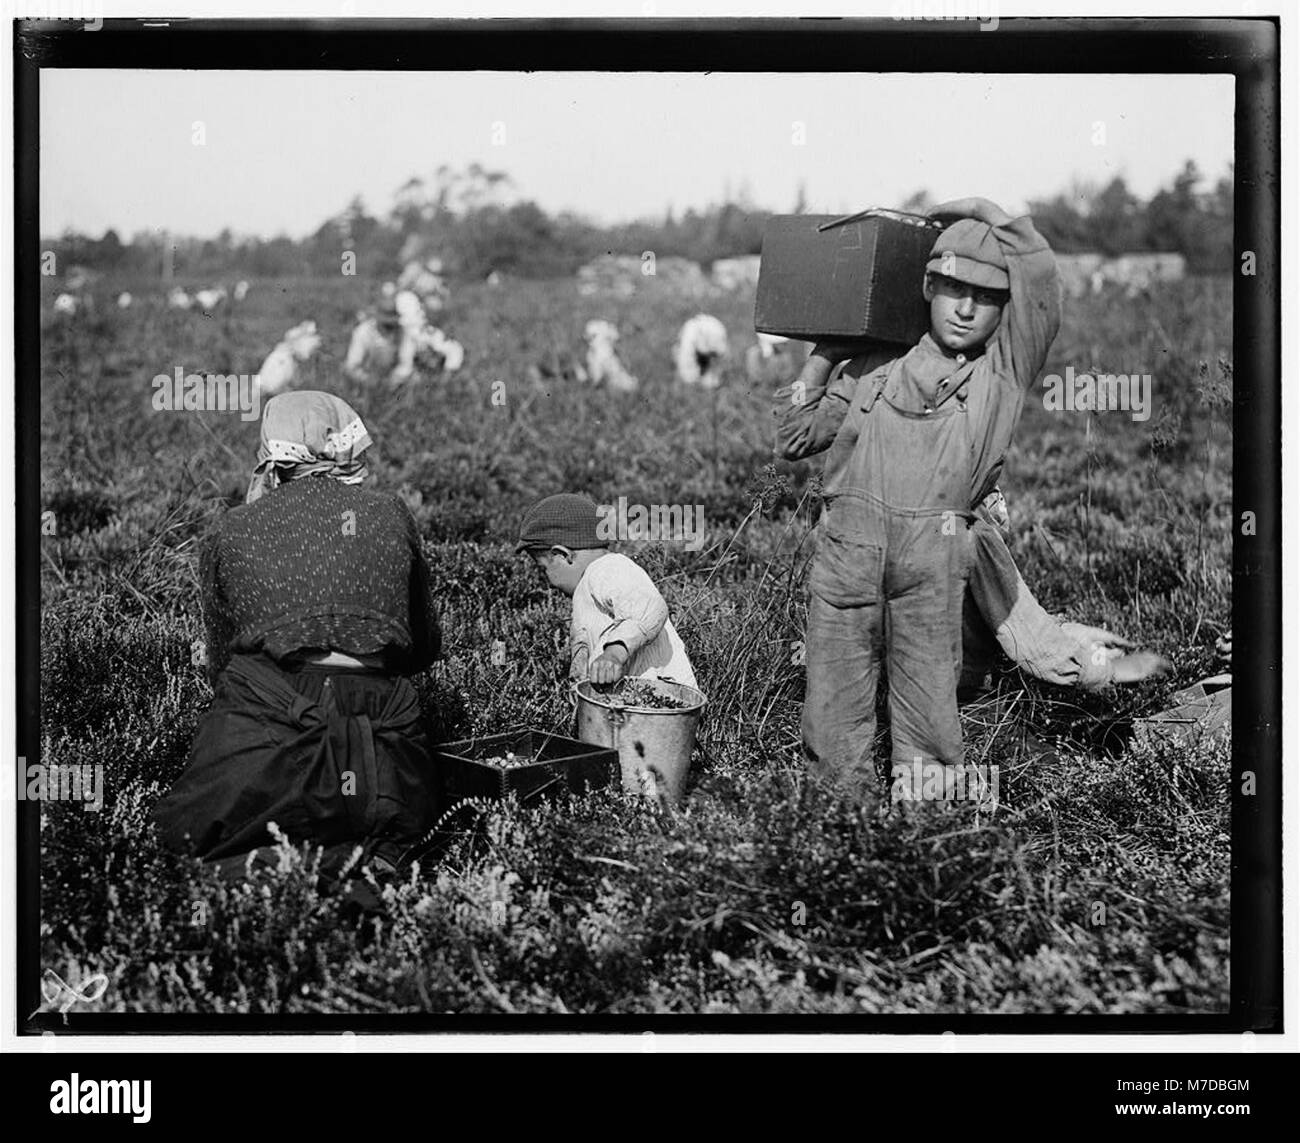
198, 477, 440, 683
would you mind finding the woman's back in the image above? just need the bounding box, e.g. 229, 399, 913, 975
202, 477, 437, 677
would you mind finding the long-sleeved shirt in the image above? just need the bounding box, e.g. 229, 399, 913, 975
963, 517, 1113, 691
775, 214, 1062, 510
198, 477, 440, 684
568, 552, 698, 689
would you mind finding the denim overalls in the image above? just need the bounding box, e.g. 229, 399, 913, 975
803, 353, 980, 795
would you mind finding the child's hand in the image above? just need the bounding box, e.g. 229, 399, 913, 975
811, 339, 866, 364
1109, 651, 1171, 685
590, 644, 630, 686
1060, 622, 1134, 658
929, 197, 1013, 228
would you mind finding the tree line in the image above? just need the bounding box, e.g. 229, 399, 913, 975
47, 159, 1233, 283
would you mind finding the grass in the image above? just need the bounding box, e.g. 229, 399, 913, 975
35, 270, 1232, 1015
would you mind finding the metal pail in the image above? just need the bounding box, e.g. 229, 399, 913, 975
573, 679, 707, 805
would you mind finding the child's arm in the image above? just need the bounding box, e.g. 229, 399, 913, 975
773, 342, 863, 460
968, 518, 1168, 690
932, 197, 1063, 391
586, 557, 672, 683
966, 518, 1113, 689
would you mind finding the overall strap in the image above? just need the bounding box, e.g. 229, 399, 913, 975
933, 357, 980, 411
861, 356, 902, 414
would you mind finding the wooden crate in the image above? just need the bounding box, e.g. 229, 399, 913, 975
433, 728, 618, 807
1132, 679, 1231, 749
754, 211, 941, 344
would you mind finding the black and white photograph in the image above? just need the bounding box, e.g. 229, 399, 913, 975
10, 7, 1283, 1055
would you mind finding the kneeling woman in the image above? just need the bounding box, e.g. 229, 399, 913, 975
154, 391, 440, 872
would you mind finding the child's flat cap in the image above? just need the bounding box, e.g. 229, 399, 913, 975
927, 219, 1010, 290
516, 493, 606, 552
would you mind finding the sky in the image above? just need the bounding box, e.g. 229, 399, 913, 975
40, 70, 1234, 240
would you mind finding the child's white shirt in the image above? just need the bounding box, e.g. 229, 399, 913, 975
569, 552, 698, 689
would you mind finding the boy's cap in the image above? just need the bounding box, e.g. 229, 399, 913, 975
516, 493, 606, 552
927, 219, 1010, 291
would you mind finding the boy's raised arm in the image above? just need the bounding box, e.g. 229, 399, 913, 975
988, 215, 1062, 390
931, 198, 1062, 390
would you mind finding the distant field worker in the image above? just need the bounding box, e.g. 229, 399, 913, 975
153, 391, 441, 875
516, 493, 697, 689
776, 197, 1062, 801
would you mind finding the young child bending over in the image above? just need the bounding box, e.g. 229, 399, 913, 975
516, 493, 698, 689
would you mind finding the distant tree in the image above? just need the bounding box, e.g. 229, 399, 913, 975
1026, 192, 1093, 253
1146, 159, 1201, 252
1144, 159, 1230, 270
1088, 177, 1143, 256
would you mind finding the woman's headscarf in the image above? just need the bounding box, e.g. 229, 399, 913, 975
245, 390, 373, 504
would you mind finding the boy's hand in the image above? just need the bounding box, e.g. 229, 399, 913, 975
590, 643, 630, 686
929, 197, 1013, 228
1060, 622, 1134, 658
811, 339, 867, 364
1109, 651, 1171, 685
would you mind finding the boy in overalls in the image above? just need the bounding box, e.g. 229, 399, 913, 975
776, 197, 1062, 802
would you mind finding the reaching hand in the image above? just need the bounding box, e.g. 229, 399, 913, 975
1060, 622, 1134, 661
1061, 622, 1168, 682
1109, 651, 1172, 685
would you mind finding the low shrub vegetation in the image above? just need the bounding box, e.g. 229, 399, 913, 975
37, 273, 1231, 1014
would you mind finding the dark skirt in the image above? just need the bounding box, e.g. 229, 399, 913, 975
153, 653, 434, 863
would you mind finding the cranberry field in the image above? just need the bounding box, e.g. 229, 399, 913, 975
36, 269, 1232, 1016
